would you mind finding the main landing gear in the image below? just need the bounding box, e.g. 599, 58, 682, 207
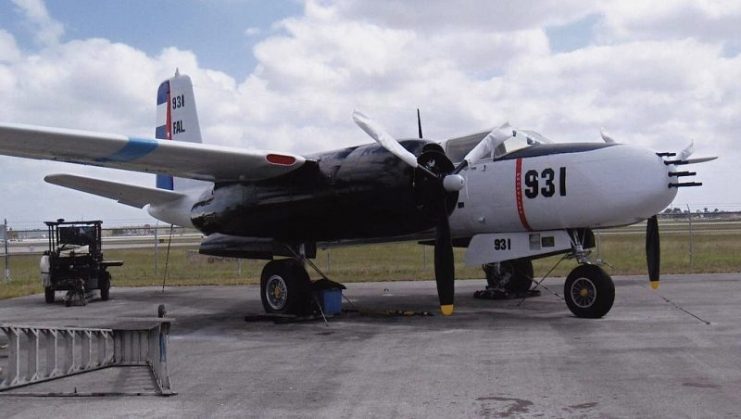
474, 259, 540, 299
260, 259, 312, 314
259, 257, 345, 316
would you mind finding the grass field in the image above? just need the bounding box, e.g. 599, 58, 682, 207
1, 224, 740, 300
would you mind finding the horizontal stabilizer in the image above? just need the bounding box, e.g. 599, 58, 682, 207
45, 174, 186, 208
0, 123, 306, 182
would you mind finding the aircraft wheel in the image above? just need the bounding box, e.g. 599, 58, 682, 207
44, 287, 55, 304
483, 260, 533, 294
564, 264, 614, 318
260, 259, 311, 315
100, 271, 111, 301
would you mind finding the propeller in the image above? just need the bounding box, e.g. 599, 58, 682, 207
646, 215, 660, 289
352, 110, 462, 315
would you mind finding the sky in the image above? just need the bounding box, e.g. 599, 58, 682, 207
0, 0, 739, 229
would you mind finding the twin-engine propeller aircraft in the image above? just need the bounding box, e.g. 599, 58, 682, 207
0, 73, 716, 318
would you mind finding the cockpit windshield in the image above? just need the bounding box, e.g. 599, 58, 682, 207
443, 125, 555, 164
492, 130, 552, 160
444, 125, 555, 164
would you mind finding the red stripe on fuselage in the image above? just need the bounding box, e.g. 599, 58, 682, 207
515, 158, 533, 231
165, 86, 172, 140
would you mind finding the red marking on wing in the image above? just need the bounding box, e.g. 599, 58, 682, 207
266, 154, 297, 166
515, 158, 533, 231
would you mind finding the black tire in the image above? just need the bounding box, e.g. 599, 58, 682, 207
483, 259, 534, 294
508, 259, 534, 294
564, 264, 615, 318
45, 287, 55, 304
260, 259, 311, 315
100, 271, 111, 301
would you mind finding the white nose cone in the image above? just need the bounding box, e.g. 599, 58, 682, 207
443, 174, 465, 192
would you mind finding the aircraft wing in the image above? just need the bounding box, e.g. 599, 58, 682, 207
45, 174, 186, 208
0, 123, 306, 182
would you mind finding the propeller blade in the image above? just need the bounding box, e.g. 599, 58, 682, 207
434, 199, 455, 315
646, 215, 660, 289
354, 110, 462, 186
352, 110, 419, 168
461, 122, 512, 166
682, 156, 718, 164
600, 128, 616, 144
679, 141, 694, 160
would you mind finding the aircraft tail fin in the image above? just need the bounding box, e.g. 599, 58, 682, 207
155, 71, 205, 192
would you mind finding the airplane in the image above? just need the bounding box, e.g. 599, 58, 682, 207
0, 72, 717, 318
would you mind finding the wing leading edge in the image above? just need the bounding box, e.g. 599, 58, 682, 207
0, 122, 306, 182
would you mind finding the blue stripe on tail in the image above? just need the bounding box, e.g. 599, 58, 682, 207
155, 125, 167, 139
157, 81, 170, 105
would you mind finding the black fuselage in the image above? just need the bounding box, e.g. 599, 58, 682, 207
191, 140, 436, 241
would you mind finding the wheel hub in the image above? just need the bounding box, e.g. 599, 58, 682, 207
570, 277, 597, 308
265, 275, 288, 310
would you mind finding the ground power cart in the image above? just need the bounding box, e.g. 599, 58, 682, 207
40, 220, 123, 306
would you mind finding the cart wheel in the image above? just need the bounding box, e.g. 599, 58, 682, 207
44, 287, 55, 304
100, 271, 111, 301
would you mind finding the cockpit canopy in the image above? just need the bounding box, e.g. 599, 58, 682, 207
443, 125, 553, 164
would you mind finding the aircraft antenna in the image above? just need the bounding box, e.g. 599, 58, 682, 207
417, 109, 423, 139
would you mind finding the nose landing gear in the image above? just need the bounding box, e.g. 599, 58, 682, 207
563, 264, 614, 318
562, 231, 615, 318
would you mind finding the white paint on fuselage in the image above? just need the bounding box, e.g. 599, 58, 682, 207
450, 144, 677, 235
147, 192, 202, 228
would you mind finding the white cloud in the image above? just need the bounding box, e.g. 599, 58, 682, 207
11, 0, 64, 46
244, 27, 261, 37
328, 0, 597, 33
0, 30, 21, 62
598, 1, 741, 48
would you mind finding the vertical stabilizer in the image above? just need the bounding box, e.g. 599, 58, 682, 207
155, 71, 205, 191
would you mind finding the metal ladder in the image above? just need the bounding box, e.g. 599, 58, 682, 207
0, 319, 174, 396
